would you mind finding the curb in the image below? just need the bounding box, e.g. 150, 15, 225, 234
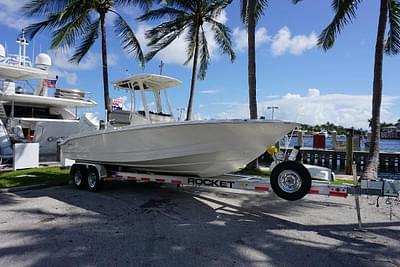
0, 183, 71, 193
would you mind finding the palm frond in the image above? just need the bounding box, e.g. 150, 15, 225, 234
70, 18, 100, 63
162, 0, 195, 11
255, 0, 268, 22
241, 0, 268, 25
137, 7, 189, 21
184, 23, 197, 65
51, 12, 91, 49
319, 0, 363, 50
205, 18, 235, 62
145, 17, 190, 46
114, 0, 153, 9
24, 0, 90, 40
145, 29, 186, 62
24, 14, 61, 39
385, 0, 400, 55
112, 10, 145, 67
144, 14, 189, 61
22, 0, 70, 16
240, 0, 248, 24
206, 0, 232, 18
198, 28, 210, 80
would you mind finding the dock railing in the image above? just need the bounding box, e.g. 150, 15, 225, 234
277, 148, 400, 174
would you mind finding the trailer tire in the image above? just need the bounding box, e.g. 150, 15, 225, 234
87, 166, 103, 192
71, 165, 87, 189
270, 161, 311, 201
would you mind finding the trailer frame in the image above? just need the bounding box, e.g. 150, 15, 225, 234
69, 161, 400, 199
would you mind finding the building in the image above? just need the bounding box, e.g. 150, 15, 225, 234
381, 125, 400, 139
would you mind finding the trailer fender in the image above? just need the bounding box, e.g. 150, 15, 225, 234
71, 163, 107, 181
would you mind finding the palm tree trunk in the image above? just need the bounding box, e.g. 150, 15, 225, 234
362, 0, 388, 179
100, 12, 111, 121
186, 24, 200, 121
247, 0, 257, 120
245, 0, 258, 170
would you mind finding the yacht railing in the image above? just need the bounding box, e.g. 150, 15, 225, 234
0, 54, 33, 67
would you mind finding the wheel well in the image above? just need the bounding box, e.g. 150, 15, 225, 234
71, 163, 106, 180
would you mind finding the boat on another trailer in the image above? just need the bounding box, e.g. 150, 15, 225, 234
61, 74, 297, 177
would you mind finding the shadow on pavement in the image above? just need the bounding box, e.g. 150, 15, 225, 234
0, 183, 398, 266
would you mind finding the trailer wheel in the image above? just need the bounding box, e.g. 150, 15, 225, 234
71, 165, 87, 189
87, 166, 103, 192
270, 161, 311, 201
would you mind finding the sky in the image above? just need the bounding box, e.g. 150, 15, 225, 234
0, 0, 399, 129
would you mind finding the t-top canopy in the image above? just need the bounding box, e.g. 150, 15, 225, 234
113, 74, 182, 91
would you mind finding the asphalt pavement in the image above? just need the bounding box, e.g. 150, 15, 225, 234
0, 183, 399, 267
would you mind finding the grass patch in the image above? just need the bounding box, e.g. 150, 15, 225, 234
0, 167, 70, 189
331, 178, 354, 186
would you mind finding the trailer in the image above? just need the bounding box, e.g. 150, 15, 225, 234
68, 159, 400, 201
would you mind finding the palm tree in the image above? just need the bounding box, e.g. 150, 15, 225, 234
240, 0, 267, 170
294, 0, 400, 179
240, 0, 267, 120
23, 0, 152, 120
138, 0, 236, 120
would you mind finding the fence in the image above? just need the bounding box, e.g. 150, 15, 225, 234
278, 148, 400, 174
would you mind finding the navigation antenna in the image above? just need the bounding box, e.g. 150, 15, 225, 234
16, 29, 29, 66
158, 60, 164, 75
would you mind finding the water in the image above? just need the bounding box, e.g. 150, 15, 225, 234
280, 136, 400, 153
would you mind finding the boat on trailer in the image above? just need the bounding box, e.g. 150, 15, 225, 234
61, 74, 297, 177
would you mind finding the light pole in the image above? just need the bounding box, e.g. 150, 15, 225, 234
267, 106, 279, 120
176, 107, 185, 121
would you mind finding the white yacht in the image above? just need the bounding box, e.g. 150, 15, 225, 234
61, 74, 297, 177
0, 31, 96, 162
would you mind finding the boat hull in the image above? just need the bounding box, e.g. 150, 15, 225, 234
61, 120, 297, 177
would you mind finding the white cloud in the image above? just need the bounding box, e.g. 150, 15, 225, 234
107, 53, 118, 66
209, 89, 400, 129
0, 0, 34, 30
49, 68, 78, 85
49, 49, 98, 70
48, 49, 118, 71
233, 27, 269, 52
200, 89, 219, 94
271, 26, 317, 56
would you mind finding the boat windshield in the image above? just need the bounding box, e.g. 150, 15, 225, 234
133, 89, 173, 115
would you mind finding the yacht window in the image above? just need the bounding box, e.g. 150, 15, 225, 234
3, 105, 62, 119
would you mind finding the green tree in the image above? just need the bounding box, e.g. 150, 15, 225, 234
240, 0, 267, 120
240, 0, 267, 170
138, 0, 235, 120
295, 0, 400, 179
23, 0, 152, 120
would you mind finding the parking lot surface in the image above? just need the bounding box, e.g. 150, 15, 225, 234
0, 183, 399, 266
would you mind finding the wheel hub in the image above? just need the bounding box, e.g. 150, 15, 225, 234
87, 172, 97, 188
74, 170, 82, 186
277, 170, 302, 193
